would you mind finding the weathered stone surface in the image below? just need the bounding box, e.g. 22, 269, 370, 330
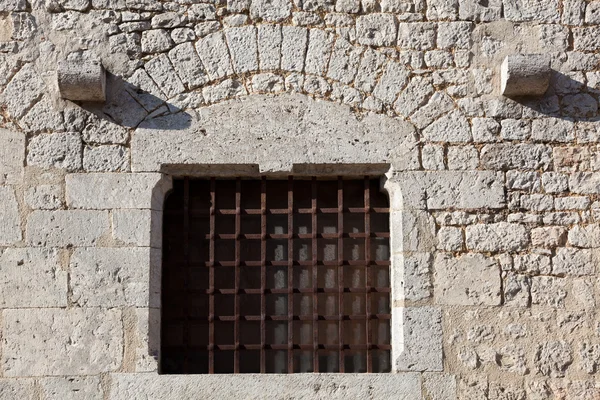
168, 42, 209, 90
394, 252, 433, 301
225, 26, 259, 74
83, 145, 129, 172
110, 372, 422, 398
0, 379, 35, 399
25, 184, 63, 210
257, 24, 282, 70
305, 29, 334, 76
531, 276, 567, 308
2, 308, 122, 376
423, 373, 457, 400
66, 173, 171, 209
82, 117, 129, 145
466, 222, 529, 252
141, 29, 173, 53
132, 94, 418, 172
1, 63, 45, 119
250, 0, 291, 22
459, 0, 501, 21
504, 0, 560, 22
195, 32, 234, 80
372, 61, 409, 104
0, 248, 67, 307
39, 376, 103, 400
534, 341, 573, 378
568, 224, 600, 247
0, 129, 24, 185
144, 54, 185, 98
281, 26, 307, 72
57, 58, 106, 102
422, 110, 471, 143
504, 274, 531, 307
27, 132, 82, 171
531, 226, 566, 248
434, 253, 501, 306
356, 14, 397, 47
513, 254, 551, 274
26, 210, 109, 247
397, 22, 435, 50
70, 247, 159, 307
480, 143, 552, 171
437, 226, 463, 251
426, 171, 505, 210
112, 209, 161, 247
0, 186, 21, 245
531, 118, 575, 143
326, 37, 362, 84
395, 307, 443, 371
569, 173, 600, 194
553, 248, 596, 276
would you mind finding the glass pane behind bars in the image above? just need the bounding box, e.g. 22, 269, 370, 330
161, 177, 391, 374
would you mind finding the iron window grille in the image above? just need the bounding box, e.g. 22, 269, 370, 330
161, 176, 391, 374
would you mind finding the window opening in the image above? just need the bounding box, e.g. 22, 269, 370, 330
161, 176, 391, 374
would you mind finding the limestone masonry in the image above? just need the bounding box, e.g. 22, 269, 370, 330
1, 0, 600, 398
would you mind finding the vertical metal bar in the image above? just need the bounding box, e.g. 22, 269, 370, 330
364, 177, 372, 373
209, 178, 216, 374
234, 178, 241, 373
287, 176, 294, 373
337, 177, 344, 372
183, 177, 190, 372
260, 177, 267, 373
311, 177, 319, 372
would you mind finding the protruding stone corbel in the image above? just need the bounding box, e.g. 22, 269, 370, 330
57, 58, 106, 102
501, 54, 551, 97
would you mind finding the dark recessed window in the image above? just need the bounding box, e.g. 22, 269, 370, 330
161, 177, 391, 374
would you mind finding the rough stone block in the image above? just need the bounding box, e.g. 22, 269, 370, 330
144, 54, 185, 98
504, 0, 560, 22
257, 24, 282, 70
66, 173, 172, 209
281, 26, 307, 72
70, 247, 160, 307
480, 143, 552, 170
355, 48, 387, 92
83, 145, 129, 172
0, 248, 67, 307
83, 116, 129, 145
305, 29, 334, 76
326, 37, 362, 84
110, 373, 422, 398
27, 132, 82, 171
168, 42, 208, 90
397, 22, 435, 50
113, 209, 161, 247
531, 118, 575, 143
202, 79, 248, 103
568, 224, 600, 247
225, 26, 259, 74
250, 0, 291, 21
553, 248, 596, 276
531, 226, 567, 248
372, 61, 409, 104
531, 276, 567, 308
0, 186, 21, 245
0, 129, 24, 185
26, 210, 109, 247
459, 0, 501, 21
195, 32, 234, 80
0, 379, 35, 398
356, 14, 397, 47
25, 184, 64, 210
500, 54, 551, 97
513, 254, 551, 274
422, 110, 471, 143
426, 0, 458, 20
504, 273, 531, 307
466, 222, 529, 252
569, 172, 600, 194
437, 227, 463, 251
398, 211, 438, 253
426, 171, 505, 210
394, 253, 433, 302
141, 29, 173, 53
130, 308, 160, 372
534, 341, 572, 377
395, 307, 443, 371
39, 377, 103, 400
423, 373, 457, 400
434, 253, 501, 306
573, 27, 600, 51
58, 58, 106, 102
1, 63, 46, 119
2, 308, 122, 376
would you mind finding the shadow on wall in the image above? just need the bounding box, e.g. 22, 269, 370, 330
512, 70, 600, 122
79, 72, 193, 131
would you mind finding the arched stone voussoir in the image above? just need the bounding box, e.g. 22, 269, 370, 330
131, 93, 419, 173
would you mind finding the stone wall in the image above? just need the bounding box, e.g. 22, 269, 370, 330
1, 0, 600, 398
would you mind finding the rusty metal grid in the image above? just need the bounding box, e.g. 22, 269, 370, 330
161, 177, 391, 374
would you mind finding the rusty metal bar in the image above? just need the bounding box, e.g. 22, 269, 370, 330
209, 178, 216, 374
287, 176, 294, 373
234, 178, 241, 373
364, 176, 372, 373
260, 177, 267, 373
337, 177, 344, 372
311, 177, 318, 372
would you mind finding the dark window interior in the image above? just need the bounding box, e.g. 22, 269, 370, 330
161, 177, 391, 374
